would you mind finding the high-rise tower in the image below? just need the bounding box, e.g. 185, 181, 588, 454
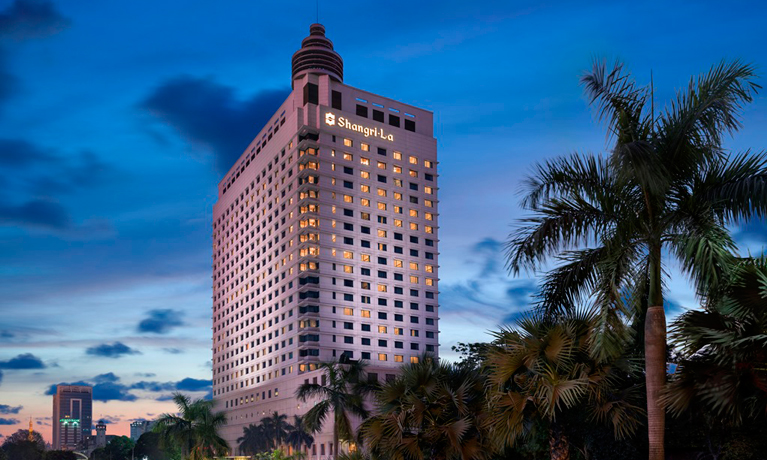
52, 385, 92, 450
212, 24, 439, 456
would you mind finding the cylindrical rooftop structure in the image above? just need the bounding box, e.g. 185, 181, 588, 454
291, 24, 343, 85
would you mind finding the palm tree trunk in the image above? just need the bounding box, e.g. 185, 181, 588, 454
549, 424, 570, 460
645, 245, 666, 460
333, 429, 339, 460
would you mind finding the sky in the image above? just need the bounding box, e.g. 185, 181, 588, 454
1, 0, 766, 442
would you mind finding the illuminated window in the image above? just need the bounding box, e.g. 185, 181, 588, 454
410, 276, 419, 284
393, 151, 402, 160
331, 219, 337, 228
377, 189, 387, 197
344, 138, 353, 147
343, 251, 354, 260
331, 163, 336, 171
361, 310, 371, 318
392, 165, 402, 174
361, 198, 370, 207
410, 356, 419, 364
409, 156, 418, 165
424, 186, 433, 195
394, 179, 403, 187
426, 278, 435, 286
361, 171, 370, 179
409, 209, 418, 217
344, 265, 354, 273
361, 143, 370, 152
409, 262, 419, 270
377, 202, 387, 211
361, 282, 370, 290
409, 170, 418, 178
411, 330, 418, 337
394, 219, 403, 227
361, 254, 371, 262
410, 223, 419, 230
424, 160, 434, 168
344, 308, 354, 316
361, 212, 370, 221
378, 284, 388, 292
361, 184, 370, 193
394, 355, 403, 363
425, 265, 434, 273
377, 229, 387, 238
331, 234, 337, 242
425, 200, 433, 207
343, 153, 353, 161
425, 226, 433, 234
425, 213, 433, 221
378, 326, 388, 333
394, 327, 403, 335
378, 353, 387, 361
393, 259, 403, 268
361, 157, 370, 166
343, 195, 353, 203
377, 161, 386, 169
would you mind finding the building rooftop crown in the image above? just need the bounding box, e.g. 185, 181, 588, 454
291, 23, 343, 85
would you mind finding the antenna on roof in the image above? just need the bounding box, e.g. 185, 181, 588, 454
316, 0, 319, 23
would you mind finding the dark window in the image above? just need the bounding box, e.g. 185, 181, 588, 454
426, 344, 435, 352
378, 339, 387, 347
362, 338, 371, 345
344, 336, 353, 344
361, 240, 371, 248
344, 223, 354, 231
344, 180, 353, 189
425, 252, 434, 260
410, 303, 419, 310
361, 268, 371, 276
343, 293, 353, 301
426, 318, 435, 325
425, 173, 434, 181
361, 324, 371, 332
344, 167, 353, 175
304, 83, 319, 105
344, 208, 354, 217
410, 289, 419, 296
426, 331, 435, 338
377, 175, 387, 183
362, 352, 371, 359
343, 279, 353, 287
426, 305, 434, 312
426, 291, 435, 299
377, 257, 387, 265
378, 298, 387, 306
361, 226, 371, 234
344, 237, 354, 245
378, 147, 387, 156
395, 341, 403, 349
394, 314, 403, 322
410, 183, 418, 191
411, 342, 420, 350
411, 316, 419, 324
378, 270, 387, 279
394, 246, 403, 254
356, 104, 368, 118
344, 322, 353, 330
389, 114, 400, 127
378, 312, 387, 320
394, 273, 403, 281
394, 300, 403, 308
373, 110, 384, 122
405, 119, 416, 132
425, 239, 434, 247
332, 90, 342, 110
394, 287, 403, 294
410, 236, 419, 243
394, 232, 403, 241
410, 249, 419, 257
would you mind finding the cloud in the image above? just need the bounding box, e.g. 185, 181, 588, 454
0, 404, 22, 414
93, 372, 120, 383
0, 199, 70, 229
141, 76, 289, 173
85, 342, 140, 359
0, 0, 70, 41
0, 353, 46, 369
0, 370, 3, 385
0, 418, 19, 425
175, 378, 211, 392
97, 416, 121, 424
163, 348, 183, 354
134, 372, 155, 378
155, 394, 175, 402
137, 309, 184, 334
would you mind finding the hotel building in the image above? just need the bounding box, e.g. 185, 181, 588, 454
212, 24, 439, 456
52, 385, 92, 450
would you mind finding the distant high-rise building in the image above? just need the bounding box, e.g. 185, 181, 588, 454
130, 420, 155, 441
52, 385, 93, 450
212, 24, 439, 456
95, 422, 107, 448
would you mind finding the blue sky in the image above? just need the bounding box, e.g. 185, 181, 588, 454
1, 0, 766, 440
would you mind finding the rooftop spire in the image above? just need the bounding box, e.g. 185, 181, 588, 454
291, 23, 343, 85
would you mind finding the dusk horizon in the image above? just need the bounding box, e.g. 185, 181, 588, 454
2, 0, 766, 450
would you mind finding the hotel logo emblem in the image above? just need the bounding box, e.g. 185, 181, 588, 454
325, 112, 336, 126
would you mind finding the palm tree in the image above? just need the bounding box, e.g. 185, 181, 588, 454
484, 309, 644, 460
361, 355, 490, 460
507, 60, 766, 460
261, 411, 291, 451
154, 392, 229, 460
295, 360, 373, 457
664, 257, 767, 423
286, 415, 314, 453
239, 423, 268, 456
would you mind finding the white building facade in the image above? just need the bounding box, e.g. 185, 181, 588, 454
212, 24, 439, 457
